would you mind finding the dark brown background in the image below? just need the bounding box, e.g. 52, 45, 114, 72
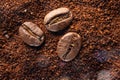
0, 0, 120, 80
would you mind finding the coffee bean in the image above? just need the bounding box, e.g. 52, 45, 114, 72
56, 32, 82, 62
19, 22, 44, 46
44, 7, 73, 32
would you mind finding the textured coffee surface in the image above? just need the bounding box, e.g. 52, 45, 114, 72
58, 76, 71, 80
19, 22, 44, 46
1, 0, 120, 80
35, 55, 50, 68
56, 32, 82, 62
44, 7, 73, 32
97, 70, 114, 80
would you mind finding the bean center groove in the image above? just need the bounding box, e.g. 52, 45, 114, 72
62, 40, 74, 59
22, 24, 40, 39
49, 13, 70, 25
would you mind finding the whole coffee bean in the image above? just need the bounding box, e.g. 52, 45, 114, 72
19, 22, 44, 46
56, 32, 82, 62
44, 7, 73, 32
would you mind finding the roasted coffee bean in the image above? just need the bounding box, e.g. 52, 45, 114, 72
44, 7, 73, 32
19, 22, 44, 46
56, 32, 82, 62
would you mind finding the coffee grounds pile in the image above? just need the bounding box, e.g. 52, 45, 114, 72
0, 0, 120, 80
